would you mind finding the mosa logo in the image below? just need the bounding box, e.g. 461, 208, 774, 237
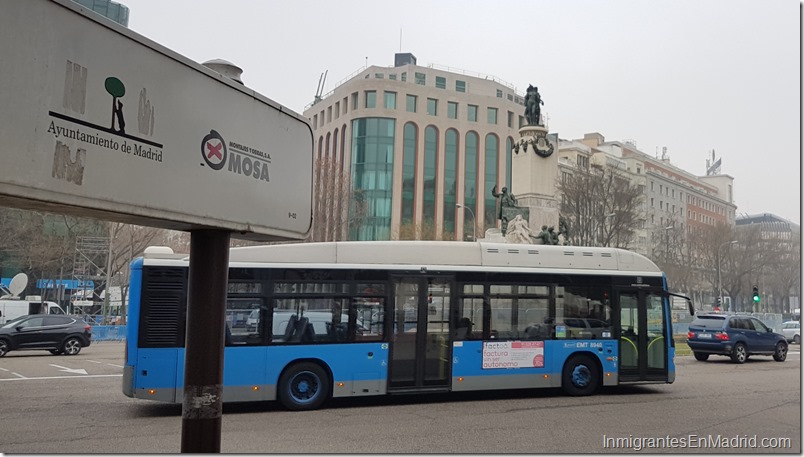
200, 130, 271, 182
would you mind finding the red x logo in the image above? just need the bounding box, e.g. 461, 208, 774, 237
206, 142, 223, 160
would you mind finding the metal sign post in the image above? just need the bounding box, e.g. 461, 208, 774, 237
181, 230, 231, 453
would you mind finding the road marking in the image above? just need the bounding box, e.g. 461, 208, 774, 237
48, 364, 88, 375
87, 360, 103, 364
0, 374, 122, 382
107, 363, 124, 368
11, 372, 26, 379
0, 367, 9, 372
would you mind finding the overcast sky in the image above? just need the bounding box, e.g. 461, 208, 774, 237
120, 0, 801, 223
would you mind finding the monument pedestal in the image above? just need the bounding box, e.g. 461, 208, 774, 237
511, 124, 559, 232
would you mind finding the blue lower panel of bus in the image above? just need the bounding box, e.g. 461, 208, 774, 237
126, 338, 674, 403
127, 343, 389, 403
450, 339, 621, 391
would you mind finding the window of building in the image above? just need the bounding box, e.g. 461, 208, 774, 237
444, 129, 459, 236
374, 73, 384, 79
447, 101, 458, 119
464, 132, 479, 239
467, 104, 478, 122
487, 107, 498, 124
334, 102, 340, 119
577, 155, 589, 170
484, 134, 499, 227
518, 116, 525, 128
406, 94, 417, 113
384, 91, 397, 109
427, 98, 438, 116
401, 72, 407, 82
327, 106, 332, 123
651, 198, 654, 207
507, 93, 514, 101
415, 72, 426, 85
506, 137, 513, 190
389, 74, 397, 80
435, 76, 446, 89
351, 92, 358, 110
651, 181, 654, 191
637, 167, 641, 174
401, 123, 417, 235
350, 118, 396, 241
496, 89, 503, 98
507, 111, 514, 128
343, 97, 348, 114
365, 91, 376, 108
456, 80, 466, 92
313, 114, 317, 129
423, 126, 438, 235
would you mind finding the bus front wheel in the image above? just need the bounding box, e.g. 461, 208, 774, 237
561, 355, 600, 396
278, 362, 331, 411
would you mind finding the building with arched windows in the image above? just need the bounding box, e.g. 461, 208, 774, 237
303, 53, 526, 241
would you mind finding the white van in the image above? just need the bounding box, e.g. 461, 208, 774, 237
0, 300, 66, 324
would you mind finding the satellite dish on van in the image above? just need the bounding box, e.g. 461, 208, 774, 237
5, 273, 28, 299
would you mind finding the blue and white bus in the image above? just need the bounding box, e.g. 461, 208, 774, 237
123, 241, 691, 410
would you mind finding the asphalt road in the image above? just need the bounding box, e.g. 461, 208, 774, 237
0, 342, 799, 453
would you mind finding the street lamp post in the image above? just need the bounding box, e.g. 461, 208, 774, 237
456, 203, 476, 241
717, 240, 738, 311
663, 225, 673, 263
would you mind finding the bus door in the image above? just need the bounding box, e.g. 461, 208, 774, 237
615, 288, 668, 382
388, 277, 452, 391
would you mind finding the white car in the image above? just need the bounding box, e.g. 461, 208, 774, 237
780, 321, 800, 344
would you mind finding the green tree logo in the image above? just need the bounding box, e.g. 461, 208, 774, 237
105, 77, 126, 133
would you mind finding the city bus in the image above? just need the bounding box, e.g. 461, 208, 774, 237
123, 241, 692, 411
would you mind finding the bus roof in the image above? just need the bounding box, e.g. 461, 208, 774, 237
143, 241, 662, 274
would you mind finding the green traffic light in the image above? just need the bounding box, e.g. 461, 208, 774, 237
752, 295, 760, 303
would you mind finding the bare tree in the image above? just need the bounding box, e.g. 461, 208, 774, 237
309, 155, 366, 242
557, 165, 643, 248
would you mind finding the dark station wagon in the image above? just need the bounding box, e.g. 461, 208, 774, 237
687, 313, 787, 364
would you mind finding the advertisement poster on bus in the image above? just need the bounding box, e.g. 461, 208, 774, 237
482, 341, 544, 369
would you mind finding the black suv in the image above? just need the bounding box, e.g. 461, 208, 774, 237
0, 314, 92, 357
687, 313, 787, 363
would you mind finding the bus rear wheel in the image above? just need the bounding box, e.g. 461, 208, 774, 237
562, 355, 600, 396
278, 362, 330, 411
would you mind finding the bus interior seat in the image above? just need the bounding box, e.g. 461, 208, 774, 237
454, 318, 472, 340
288, 317, 311, 342
282, 315, 299, 341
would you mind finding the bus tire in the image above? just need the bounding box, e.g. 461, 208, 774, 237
277, 362, 330, 411
561, 355, 600, 396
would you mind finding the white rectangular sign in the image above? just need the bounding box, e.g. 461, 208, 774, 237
0, 0, 313, 240
482, 341, 545, 369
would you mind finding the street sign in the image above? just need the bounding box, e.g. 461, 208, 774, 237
0, 0, 313, 241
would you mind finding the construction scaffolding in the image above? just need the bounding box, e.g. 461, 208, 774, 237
71, 236, 109, 315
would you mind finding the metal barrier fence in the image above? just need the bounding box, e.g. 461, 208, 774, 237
92, 325, 127, 341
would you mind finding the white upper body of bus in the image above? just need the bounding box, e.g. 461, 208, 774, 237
141, 241, 662, 277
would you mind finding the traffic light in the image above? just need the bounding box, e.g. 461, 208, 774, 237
752, 286, 760, 304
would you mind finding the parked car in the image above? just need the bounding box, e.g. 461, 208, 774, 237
0, 314, 92, 357
780, 321, 800, 344
687, 313, 787, 364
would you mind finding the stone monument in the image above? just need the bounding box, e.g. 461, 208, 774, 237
512, 84, 559, 234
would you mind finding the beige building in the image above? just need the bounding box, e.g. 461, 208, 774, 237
303, 53, 526, 241
557, 133, 736, 257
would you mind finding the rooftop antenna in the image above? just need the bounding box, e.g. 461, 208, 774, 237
314, 70, 328, 104
365, 56, 368, 69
